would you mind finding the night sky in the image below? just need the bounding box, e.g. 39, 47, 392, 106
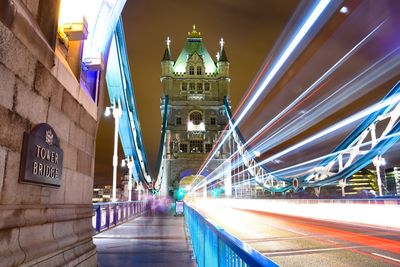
94, 0, 299, 185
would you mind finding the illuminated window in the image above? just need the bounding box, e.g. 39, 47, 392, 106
176, 116, 182, 125
197, 83, 203, 93
210, 116, 216, 125
204, 82, 210, 91
190, 112, 202, 125
182, 82, 187, 91
189, 66, 195, 75
205, 143, 213, 152
197, 66, 202, 75
189, 83, 195, 93
179, 143, 187, 153
190, 140, 203, 153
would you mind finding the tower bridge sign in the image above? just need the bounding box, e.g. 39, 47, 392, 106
19, 123, 63, 187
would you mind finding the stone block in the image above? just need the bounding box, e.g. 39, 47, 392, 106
82, 175, 94, 204
79, 107, 97, 136
0, 207, 25, 230
15, 78, 48, 125
47, 105, 70, 142
23, 205, 56, 227
0, 150, 41, 205
85, 133, 95, 156
53, 221, 78, 250
0, 21, 36, 86
73, 219, 94, 242
69, 122, 86, 152
47, 170, 66, 204
0, 106, 29, 152
0, 63, 15, 110
0, 228, 25, 266
25, 0, 39, 19
60, 140, 77, 171
19, 223, 57, 262
34, 62, 63, 100
62, 90, 81, 123
50, 84, 63, 110
64, 169, 83, 204
35, 253, 66, 267
55, 56, 79, 99
77, 150, 92, 176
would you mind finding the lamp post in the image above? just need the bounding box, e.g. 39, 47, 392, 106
105, 98, 122, 202
122, 156, 134, 201
373, 155, 386, 197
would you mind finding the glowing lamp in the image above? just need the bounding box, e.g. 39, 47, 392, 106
104, 107, 111, 117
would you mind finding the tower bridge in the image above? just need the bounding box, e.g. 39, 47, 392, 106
0, 0, 400, 266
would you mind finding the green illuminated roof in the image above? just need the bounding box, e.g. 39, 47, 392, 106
173, 27, 217, 74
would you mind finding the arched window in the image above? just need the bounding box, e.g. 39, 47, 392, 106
190, 112, 202, 125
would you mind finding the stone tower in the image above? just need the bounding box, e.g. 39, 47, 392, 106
160, 26, 232, 197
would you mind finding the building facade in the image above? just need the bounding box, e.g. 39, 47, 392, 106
160, 26, 232, 197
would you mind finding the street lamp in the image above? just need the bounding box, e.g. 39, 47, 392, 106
105, 98, 122, 202
121, 156, 134, 201
373, 155, 386, 197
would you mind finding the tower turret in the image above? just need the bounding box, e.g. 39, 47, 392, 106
217, 38, 230, 77
161, 37, 174, 77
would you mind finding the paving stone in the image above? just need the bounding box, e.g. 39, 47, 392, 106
94, 212, 196, 267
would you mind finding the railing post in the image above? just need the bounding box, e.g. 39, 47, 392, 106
113, 203, 118, 226
121, 202, 124, 221
105, 204, 110, 228
95, 205, 101, 232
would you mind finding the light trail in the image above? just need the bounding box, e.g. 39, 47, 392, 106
251, 47, 400, 155
193, 94, 400, 192
191, 0, 334, 189
223, 21, 387, 170
192, 16, 388, 193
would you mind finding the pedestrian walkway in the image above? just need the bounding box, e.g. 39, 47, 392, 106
94, 211, 196, 267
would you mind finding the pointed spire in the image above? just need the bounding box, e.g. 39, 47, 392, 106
162, 36, 173, 61
218, 37, 228, 62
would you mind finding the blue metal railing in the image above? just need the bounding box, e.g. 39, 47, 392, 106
184, 203, 279, 267
92, 200, 148, 233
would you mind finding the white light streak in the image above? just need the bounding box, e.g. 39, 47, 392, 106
192, 0, 333, 188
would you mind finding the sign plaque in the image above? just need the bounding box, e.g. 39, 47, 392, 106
19, 123, 63, 187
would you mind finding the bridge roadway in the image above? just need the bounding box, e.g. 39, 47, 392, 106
93, 207, 196, 267
191, 199, 400, 267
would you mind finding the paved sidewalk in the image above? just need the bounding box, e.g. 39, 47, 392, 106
94, 212, 196, 267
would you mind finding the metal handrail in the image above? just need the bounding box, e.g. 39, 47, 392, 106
184, 203, 279, 267
92, 200, 148, 233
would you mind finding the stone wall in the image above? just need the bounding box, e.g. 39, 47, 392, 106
0, 1, 100, 266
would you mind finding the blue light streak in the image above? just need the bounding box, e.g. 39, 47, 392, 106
192, 0, 333, 190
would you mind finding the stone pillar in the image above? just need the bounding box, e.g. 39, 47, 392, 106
0, 2, 98, 266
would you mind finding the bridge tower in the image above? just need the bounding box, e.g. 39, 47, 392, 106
160, 26, 232, 197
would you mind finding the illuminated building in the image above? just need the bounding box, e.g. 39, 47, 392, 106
385, 167, 400, 195
159, 26, 232, 196
344, 169, 379, 196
